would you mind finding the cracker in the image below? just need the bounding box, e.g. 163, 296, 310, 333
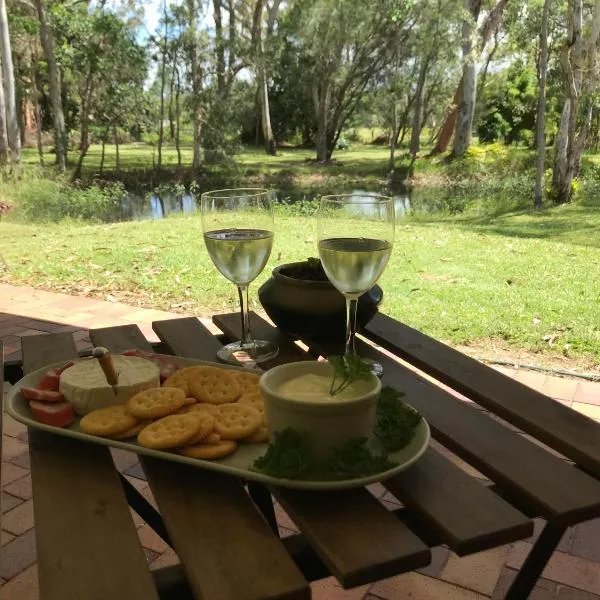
137, 413, 202, 449
180, 440, 237, 459
110, 420, 151, 440
127, 387, 186, 419
80, 405, 138, 437
182, 413, 216, 445
183, 396, 197, 406
214, 403, 260, 440
238, 390, 264, 407
243, 425, 269, 444
231, 370, 261, 394
162, 371, 190, 396
177, 402, 219, 416
187, 366, 241, 404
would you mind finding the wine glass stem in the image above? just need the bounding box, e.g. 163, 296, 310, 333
344, 297, 359, 358
238, 285, 254, 347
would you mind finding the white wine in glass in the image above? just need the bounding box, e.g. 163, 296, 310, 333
317, 194, 395, 375
201, 188, 279, 364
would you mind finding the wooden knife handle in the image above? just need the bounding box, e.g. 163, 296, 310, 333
92, 347, 119, 386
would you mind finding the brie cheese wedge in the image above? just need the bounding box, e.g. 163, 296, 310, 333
60, 355, 160, 416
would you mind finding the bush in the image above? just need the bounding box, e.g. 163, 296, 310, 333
8, 177, 129, 223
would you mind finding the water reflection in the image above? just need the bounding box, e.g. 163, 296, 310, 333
124, 189, 413, 222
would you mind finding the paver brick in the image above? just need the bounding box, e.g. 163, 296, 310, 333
573, 382, 600, 406
1, 463, 28, 486
492, 567, 557, 599
4, 475, 32, 500
3, 499, 34, 536
557, 586, 600, 599
1, 492, 22, 514
0, 528, 37, 580
571, 518, 600, 562
543, 377, 578, 403
369, 572, 487, 599
311, 577, 370, 600
0, 564, 38, 600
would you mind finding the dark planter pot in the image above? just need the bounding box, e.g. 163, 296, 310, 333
258, 261, 383, 342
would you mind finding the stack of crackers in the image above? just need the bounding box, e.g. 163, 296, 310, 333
79, 365, 266, 460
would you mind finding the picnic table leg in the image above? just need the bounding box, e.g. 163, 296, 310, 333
247, 481, 279, 536
504, 521, 565, 599
119, 473, 172, 546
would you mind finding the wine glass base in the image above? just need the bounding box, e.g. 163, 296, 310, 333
217, 340, 279, 366
362, 357, 384, 378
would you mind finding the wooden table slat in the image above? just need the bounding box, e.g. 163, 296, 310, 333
153, 316, 433, 585
209, 313, 534, 555
90, 325, 310, 600
214, 312, 600, 527
22, 333, 159, 600
365, 313, 600, 478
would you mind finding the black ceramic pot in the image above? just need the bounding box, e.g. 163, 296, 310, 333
258, 261, 383, 342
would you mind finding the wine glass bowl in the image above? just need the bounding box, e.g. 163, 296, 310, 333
317, 194, 395, 375
201, 188, 279, 365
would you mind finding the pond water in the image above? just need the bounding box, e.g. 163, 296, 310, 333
121, 189, 415, 221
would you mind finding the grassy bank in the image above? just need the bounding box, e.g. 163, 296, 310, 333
1, 200, 599, 366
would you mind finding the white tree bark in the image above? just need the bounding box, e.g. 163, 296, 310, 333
410, 57, 430, 158
534, 0, 551, 209
0, 0, 20, 165
0, 55, 9, 167
452, 0, 479, 158
35, 0, 66, 171
186, 0, 203, 170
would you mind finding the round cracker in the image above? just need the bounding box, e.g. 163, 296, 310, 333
181, 413, 216, 445
162, 371, 190, 396
127, 387, 186, 419
231, 370, 261, 394
179, 440, 237, 459
214, 403, 260, 440
187, 366, 241, 404
110, 420, 151, 440
238, 390, 264, 407
177, 402, 219, 416
243, 425, 269, 444
137, 413, 202, 449
80, 405, 138, 437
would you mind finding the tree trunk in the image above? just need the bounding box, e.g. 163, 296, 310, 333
253, 0, 276, 155
431, 85, 461, 155
388, 102, 397, 172
551, 101, 571, 204
410, 57, 430, 159
534, 0, 551, 209
34, 0, 66, 171
72, 74, 92, 181
31, 54, 44, 167
168, 60, 176, 141
157, 0, 168, 170
0, 56, 8, 167
452, 0, 480, 158
186, 0, 203, 170
175, 64, 182, 167
0, 0, 19, 166
213, 0, 225, 96
314, 84, 330, 162
114, 125, 120, 173
551, 0, 600, 204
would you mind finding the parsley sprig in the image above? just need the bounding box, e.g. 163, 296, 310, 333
375, 387, 422, 451
253, 429, 396, 481
328, 354, 372, 396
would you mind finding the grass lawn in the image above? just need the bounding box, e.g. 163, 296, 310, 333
1, 200, 599, 367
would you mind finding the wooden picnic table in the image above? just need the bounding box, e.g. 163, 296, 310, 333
7, 311, 600, 599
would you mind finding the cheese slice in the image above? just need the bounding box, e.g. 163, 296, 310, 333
60, 356, 160, 416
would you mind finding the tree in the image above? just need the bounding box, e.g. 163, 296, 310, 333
534, 0, 551, 209
292, 0, 409, 162
431, 0, 509, 156
184, 0, 204, 170
34, 0, 67, 171
551, 0, 600, 204
0, 0, 20, 165
0, 54, 8, 167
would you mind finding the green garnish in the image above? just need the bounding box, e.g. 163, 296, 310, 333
253, 429, 396, 481
375, 386, 422, 451
328, 354, 372, 396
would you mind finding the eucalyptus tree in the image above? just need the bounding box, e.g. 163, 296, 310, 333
0, 0, 20, 164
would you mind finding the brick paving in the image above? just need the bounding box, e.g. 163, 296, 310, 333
1, 281, 600, 598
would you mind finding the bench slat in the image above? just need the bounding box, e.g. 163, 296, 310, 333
365, 313, 600, 477
22, 333, 159, 600
90, 325, 310, 600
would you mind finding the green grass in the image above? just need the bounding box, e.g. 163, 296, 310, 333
1, 200, 600, 364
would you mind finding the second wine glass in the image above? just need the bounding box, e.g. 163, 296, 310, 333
317, 194, 395, 375
201, 188, 278, 365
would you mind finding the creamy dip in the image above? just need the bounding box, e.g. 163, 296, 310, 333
277, 373, 365, 402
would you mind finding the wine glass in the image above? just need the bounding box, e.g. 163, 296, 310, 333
317, 194, 395, 376
201, 188, 279, 364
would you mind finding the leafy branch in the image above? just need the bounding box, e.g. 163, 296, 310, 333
328, 354, 372, 396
